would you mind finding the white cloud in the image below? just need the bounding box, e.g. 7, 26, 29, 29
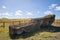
0, 12, 11, 18
15, 10, 23, 16
15, 12, 22, 16
4, 12, 10, 16
49, 4, 57, 9
26, 12, 32, 15
0, 13, 1, 15
44, 10, 54, 15
55, 6, 60, 11
37, 11, 40, 13
2, 5, 6, 9
3, 16, 9, 18
16, 10, 22, 13
49, 4, 60, 11
0, 12, 10, 16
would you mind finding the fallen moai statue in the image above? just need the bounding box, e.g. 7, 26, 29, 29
9, 14, 55, 35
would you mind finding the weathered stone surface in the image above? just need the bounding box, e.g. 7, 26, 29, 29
9, 14, 55, 35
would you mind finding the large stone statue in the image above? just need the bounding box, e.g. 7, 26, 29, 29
9, 14, 55, 35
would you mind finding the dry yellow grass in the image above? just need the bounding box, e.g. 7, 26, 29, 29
0, 19, 60, 40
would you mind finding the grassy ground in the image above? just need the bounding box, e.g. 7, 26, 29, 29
0, 19, 60, 40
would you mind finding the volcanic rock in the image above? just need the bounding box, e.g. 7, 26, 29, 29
9, 14, 55, 35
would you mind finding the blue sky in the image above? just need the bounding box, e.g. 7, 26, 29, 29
0, 0, 60, 19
